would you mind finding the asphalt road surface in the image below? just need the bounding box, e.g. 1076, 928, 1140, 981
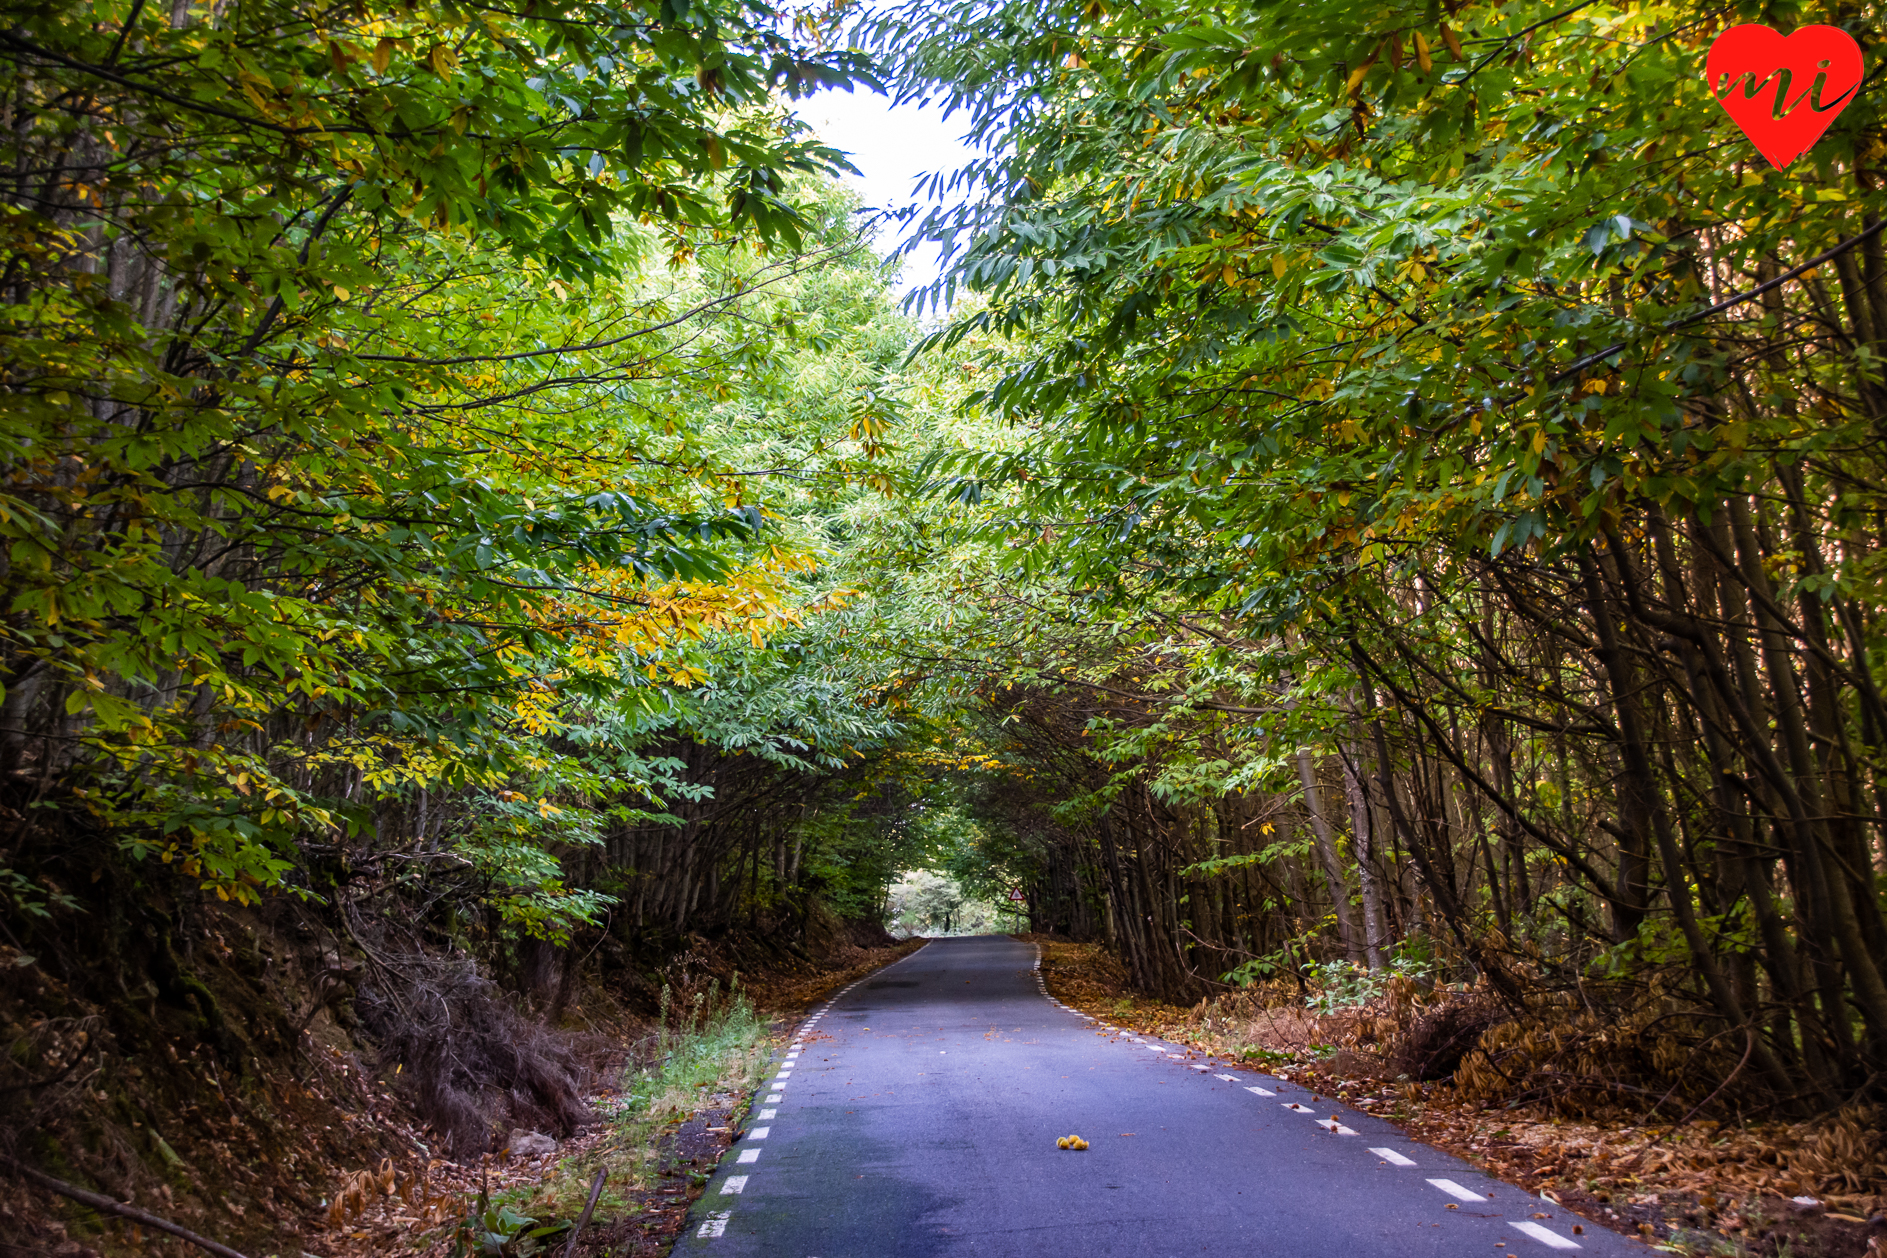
674, 935, 1637, 1257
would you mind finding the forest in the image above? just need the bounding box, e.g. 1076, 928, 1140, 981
1, 0, 1884, 1248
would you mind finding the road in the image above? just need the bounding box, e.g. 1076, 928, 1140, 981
673, 935, 1636, 1257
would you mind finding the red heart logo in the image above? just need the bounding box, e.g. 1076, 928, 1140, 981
1706, 24, 1863, 169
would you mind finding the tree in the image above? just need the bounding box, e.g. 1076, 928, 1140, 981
0, 0, 873, 903
857, 0, 1887, 1109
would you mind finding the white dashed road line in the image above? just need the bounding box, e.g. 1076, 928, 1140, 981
701, 947, 944, 1241
717, 939, 1563, 1253
1510, 1220, 1583, 1249
1428, 1178, 1489, 1203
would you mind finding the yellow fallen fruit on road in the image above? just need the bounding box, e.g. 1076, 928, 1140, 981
1057, 1134, 1089, 1150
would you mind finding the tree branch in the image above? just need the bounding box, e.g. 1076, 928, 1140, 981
2, 1156, 253, 1258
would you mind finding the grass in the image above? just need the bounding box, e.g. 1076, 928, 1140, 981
511, 978, 772, 1227
624, 979, 772, 1127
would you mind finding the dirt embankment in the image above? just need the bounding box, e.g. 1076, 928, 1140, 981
1, 879, 917, 1258
1026, 936, 1887, 1258
317, 933, 925, 1258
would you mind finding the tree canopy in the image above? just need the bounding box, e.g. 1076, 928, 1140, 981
5, 0, 1886, 1158
846, 0, 1887, 1111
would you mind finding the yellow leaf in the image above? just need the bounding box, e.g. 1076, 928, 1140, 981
1413, 30, 1433, 73
1347, 41, 1383, 96
1440, 24, 1464, 62
373, 37, 394, 75
1272, 254, 1287, 279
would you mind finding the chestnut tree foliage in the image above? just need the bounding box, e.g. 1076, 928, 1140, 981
858, 0, 1887, 1113
0, 0, 927, 951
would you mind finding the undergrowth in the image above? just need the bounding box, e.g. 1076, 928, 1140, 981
625, 979, 773, 1131
499, 978, 771, 1230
